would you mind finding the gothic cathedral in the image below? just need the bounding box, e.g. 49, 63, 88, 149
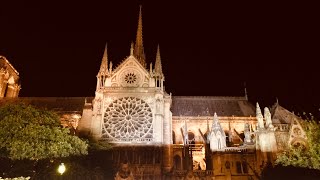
0, 6, 308, 180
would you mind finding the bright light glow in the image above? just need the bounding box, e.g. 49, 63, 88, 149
58, 163, 66, 175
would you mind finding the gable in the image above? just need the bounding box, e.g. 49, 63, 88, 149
109, 56, 151, 88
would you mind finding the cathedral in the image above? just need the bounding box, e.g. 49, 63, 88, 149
0, 6, 308, 180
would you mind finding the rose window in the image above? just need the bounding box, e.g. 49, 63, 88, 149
124, 73, 137, 84
102, 97, 153, 141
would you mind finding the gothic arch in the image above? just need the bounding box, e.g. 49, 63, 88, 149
173, 155, 182, 170
290, 137, 307, 148
188, 131, 195, 144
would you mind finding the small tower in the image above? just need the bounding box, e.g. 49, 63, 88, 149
154, 45, 164, 90
96, 43, 109, 90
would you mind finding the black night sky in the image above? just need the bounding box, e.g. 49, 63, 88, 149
1, 1, 319, 117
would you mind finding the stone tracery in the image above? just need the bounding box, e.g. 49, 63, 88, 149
102, 97, 153, 141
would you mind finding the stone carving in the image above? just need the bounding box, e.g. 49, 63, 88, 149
256, 103, 264, 129
264, 107, 274, 129
95, 98, 102, 114
102, 97, 153, 141
114, 162, 134, 180
244, 123, 252, 143
119, 69, 142, 87
207, 113, 226, 151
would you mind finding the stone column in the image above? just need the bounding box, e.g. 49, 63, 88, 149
0, 74, 8, 97
6, 84, 15, 97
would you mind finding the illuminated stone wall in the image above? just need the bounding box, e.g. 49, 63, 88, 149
0, 56, 20, 98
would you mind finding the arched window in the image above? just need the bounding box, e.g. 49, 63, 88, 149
172, 131, 176, 144
236, 161, 242, 173
173, 155, 182, 170
188, 132, 195, 144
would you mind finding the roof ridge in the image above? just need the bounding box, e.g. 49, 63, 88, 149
172, 96, 247, 100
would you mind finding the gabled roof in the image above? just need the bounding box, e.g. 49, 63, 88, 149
111, 55, 149, 75
271, 103, 297, 124
171, 96, 255, 117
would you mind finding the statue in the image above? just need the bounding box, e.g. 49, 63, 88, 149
256, 103, 264, 129
114, 162, 134, 180
264, 107, 274, 129
244, 123, 252, 144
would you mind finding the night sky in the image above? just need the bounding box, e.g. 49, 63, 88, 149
1, 1, 319, 117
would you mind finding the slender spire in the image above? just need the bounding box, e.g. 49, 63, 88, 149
264, 107, 273, 129
130, 42, 134, 56
98, 43, 108, 76
184, 118, 189, 145
155, 44, 163, 77
133, 5, 146, 67
256, 102, 265, 129
244, 82, 248, 100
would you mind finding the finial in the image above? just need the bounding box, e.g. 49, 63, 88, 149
213, 112, 218, 124
109, 61, 113, 73
149, 62, 153, 74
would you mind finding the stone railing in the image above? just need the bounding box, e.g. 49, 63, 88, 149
172, 144, 204, 151
173, 170, 214, 177
273, 124, 290, 131
223, 147, 255, 153
106, 138, 154, 143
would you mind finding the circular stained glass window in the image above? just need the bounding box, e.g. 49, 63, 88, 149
102, 97, 153, 141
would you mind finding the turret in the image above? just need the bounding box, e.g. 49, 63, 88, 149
96, 43, 109, 90
154, 45, 164, 90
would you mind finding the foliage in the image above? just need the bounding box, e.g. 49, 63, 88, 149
276, 119, 320, 170
0, 177, 30, 180
0, 103, 88, 160
89, 140, 112, 151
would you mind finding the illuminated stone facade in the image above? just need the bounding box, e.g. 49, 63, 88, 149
0, 6, 308, 180
75, 7, 308, 179
0, 56, 20, 98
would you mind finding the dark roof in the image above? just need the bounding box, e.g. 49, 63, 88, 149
171, 96, 255, 116
0, 96, 255, 117
0, 97, 94, 113
271, 103, 297, 124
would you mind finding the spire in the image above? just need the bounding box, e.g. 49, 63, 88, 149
130, 42, 134, 56
184, 118, 189, 145
155, 44, 163, 77
213, 112, 218, 124
98, 43, 108, 76
244, 82, 248, 100
264, 107, 274, 129
133, 5, 146, 67
256, 102, 264, 129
